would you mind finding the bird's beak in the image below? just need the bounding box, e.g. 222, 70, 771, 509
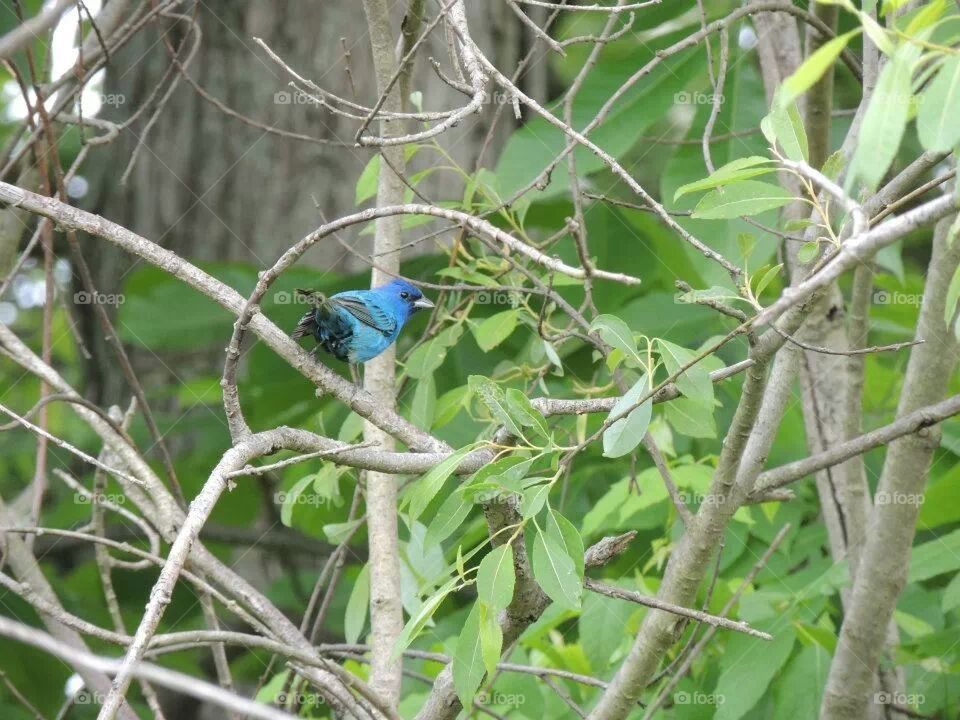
413, 296, 435, 310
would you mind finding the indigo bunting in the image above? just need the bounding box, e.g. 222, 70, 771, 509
291, 279, 434, 363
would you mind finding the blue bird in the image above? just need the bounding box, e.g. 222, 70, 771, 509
291, 279, 434, 363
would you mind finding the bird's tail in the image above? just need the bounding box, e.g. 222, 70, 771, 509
291, 288, 326, 340
291, 312, 316, 340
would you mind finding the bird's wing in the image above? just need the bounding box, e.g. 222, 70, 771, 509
330, 293, 397, 336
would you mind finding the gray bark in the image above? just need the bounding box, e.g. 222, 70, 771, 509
821, 209, 960, 719
360, 0, 406, 705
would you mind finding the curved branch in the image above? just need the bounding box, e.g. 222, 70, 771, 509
0, 180, 445, 453
0, 616, 300, 720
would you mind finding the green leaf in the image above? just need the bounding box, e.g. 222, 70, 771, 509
882, 0, 911, 16
453, 603, 486, 707
794, 622, 837, 654
849, 46, 915, 190
665, 397, 717, 439
456, 545, 466, 580
580, 590, 634, 672
773, 644, 830, 719
797, 241, 820, 264
942, 572, 960, 613
461, 456, 535, 505
919, 465, 960, 528
477, 544, 515, 611
434, 385, 469, 429
582, 478, 633, 538
255, 671, 294, 704
783, 218, 815, 232
506, 389, 550, 441
426, 490, 473, 546
345, 564, 370, 644
947, 213, 960, 248
355, 155, 380, 204
493, 657, 545, 719
280, 474, 314, 527
673, 156, 775, 201
760, 113, 775, 146
312, 465, 343, 508
531, 523, 581, 610
909, 527, 960, 581
859, 9, 896, 55
821, 149, 845, 180
323, 518, 363, 544
406, 324, 463, 379
754, 263, 783, 298
404, 444, 475, 522
603, 374, 653, 458
919, 57, 960, 152
478, 602, 503, 677
715, 623, 796, 720
780, 29, 861, 107
657, 339, 713, 406
944, 264, 960, 326
768, 98, 808, 162
469, 375, 525, 437
355, 146, 419, 204
393, 578, 457, 658
692, 181, 794, 219
475, 456, 534, 487
472, 309, 520, 352
338, 411, 365, 442
519, 482, 551, 518
411, 374, 436, 431
547, 509, 585, 582
543, 340, 563, 372
905, 0, 948, 36
590, 314, 643, 365
894, 610, 934, 639
738, 232, 756, 261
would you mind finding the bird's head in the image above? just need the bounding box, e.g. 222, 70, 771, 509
377, 279, 434, 321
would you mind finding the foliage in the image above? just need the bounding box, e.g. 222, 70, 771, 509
1, 1, 960, 719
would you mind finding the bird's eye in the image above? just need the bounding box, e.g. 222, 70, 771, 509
399, 291, 409, 300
